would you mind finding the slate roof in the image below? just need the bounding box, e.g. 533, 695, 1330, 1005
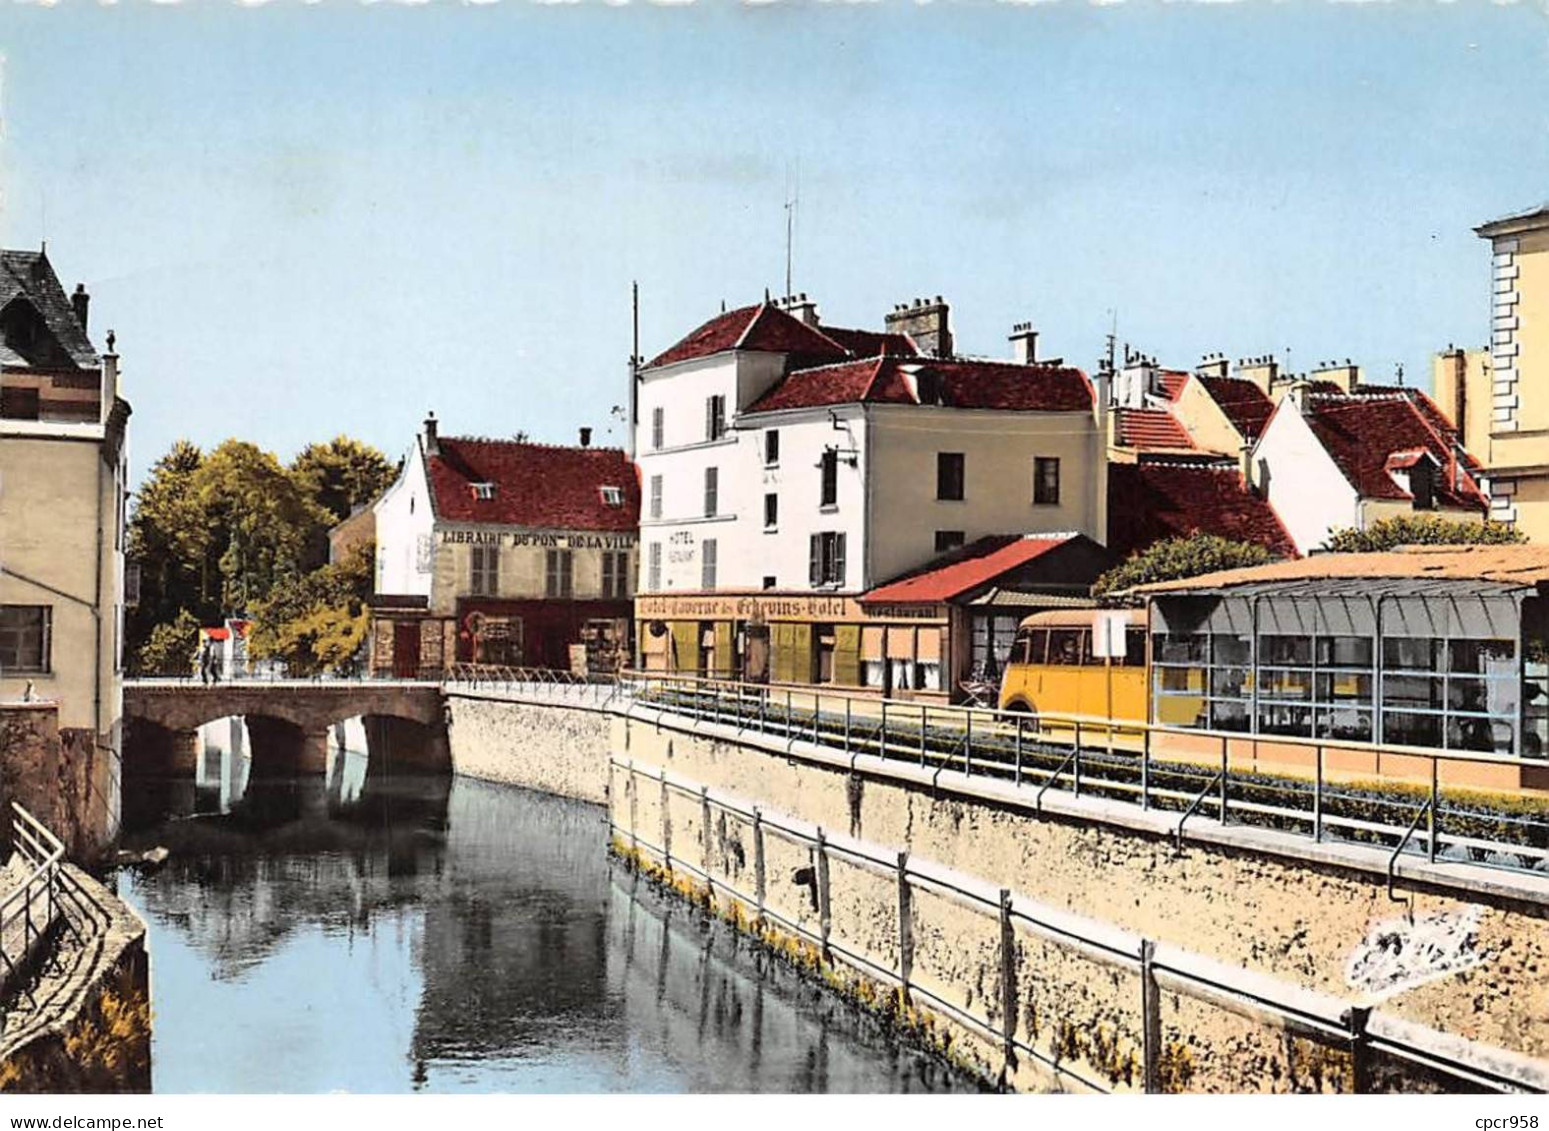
1301, 394, 1487, 511
426, 437, 640, 531
744, 355, 1093, 415
0, 250, 98, 371
862, 535, 1078, 604
1195, 374, 1275, 441
1106, 459, 1298, 560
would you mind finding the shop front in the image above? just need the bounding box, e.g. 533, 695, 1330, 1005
457, 597, 633, 673
634, 592, 950, 699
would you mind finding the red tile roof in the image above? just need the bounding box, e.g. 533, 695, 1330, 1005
745, 356, 1093, 415
819, 325, 919, 358
1302, 394, 1487, 511
1107, 459, 1298, 560
427, 438, 640, 531
1195, 374, 1274, 441
862, 535, 1076, 604
1157, 370, 1191, 402
646, 303, 850, 370
1115, 408, 1195, 450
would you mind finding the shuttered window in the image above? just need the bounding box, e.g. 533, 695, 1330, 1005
809, 532, 847, 587
701, 539, 718, 589
704, 467, 719, 517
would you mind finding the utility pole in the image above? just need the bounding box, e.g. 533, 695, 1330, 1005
626, 281, 640, 459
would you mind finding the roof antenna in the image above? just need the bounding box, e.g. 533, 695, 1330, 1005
1396, 361, 1405, 387
784, 159, 799, 301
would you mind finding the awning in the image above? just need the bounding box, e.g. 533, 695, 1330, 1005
964, 588, 1097, 610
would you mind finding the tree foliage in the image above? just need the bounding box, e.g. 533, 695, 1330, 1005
1322, 514, 1526, 553
1094, 534, 1276, 598
247, 543, 375, 676
134, 609, 201, 676
289, 436, 396, 526
127, 434, 386, 670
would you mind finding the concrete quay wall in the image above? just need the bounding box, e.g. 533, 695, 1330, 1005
0, 865, 150, 1093
441, 689, 1549, 1092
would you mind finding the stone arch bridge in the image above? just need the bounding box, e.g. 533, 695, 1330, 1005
123, 680, 449, 778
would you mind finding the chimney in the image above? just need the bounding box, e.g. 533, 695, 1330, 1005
884, 296, 953, 359
1287, 378, 1313, 413
1235, 355, 1280, 396
71, 283, 89, 332
1239, 443, 1254, 491
423, 411, 439, 456
1195, 352, 1229, 380
1311, 359, 1361, 393
780, 293, 820, 327
1009, 322, 1039, 365
579, 426, 592, 448
101, 329, 119, 423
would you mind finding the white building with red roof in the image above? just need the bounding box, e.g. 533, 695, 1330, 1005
369, 415, 639, 677
633, 294, 1108, 697
1253, 383, 1488, 555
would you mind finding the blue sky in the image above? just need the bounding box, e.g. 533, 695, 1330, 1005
2, 3, 1547, 488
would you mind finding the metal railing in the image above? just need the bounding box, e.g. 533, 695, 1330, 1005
445, 663, 627, 706
615, 671, 1549, 884
0, 804, 65, 1019
612, 760, 1546, 1094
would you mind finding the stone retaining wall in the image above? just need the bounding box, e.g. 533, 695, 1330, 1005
446, 690, 609, 803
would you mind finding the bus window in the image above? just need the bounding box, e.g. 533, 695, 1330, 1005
1028, 630, 1048, 665
1009, 630, 1033, 666
1047, 629, 1083, 665
1124, 628, 1147, 667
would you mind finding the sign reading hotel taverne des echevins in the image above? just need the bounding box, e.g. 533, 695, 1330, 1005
440, 529, 638, 549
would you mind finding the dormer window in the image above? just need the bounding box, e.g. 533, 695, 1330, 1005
600, 485, 625, 507
470, 482, 496, 501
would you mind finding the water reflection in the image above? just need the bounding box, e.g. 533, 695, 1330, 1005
120, 765, 970, 1093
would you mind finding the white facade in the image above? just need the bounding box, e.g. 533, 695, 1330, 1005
636, 352, 1105, 596
372, 440, 435, 598
1253, 401, 1362, 555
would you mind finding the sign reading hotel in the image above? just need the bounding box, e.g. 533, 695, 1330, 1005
440, 528, 638, 549
636, 593, 947, 622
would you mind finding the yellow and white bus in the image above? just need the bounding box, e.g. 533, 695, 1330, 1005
996, 608, 1150, 721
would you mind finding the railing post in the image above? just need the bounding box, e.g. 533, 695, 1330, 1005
1220, 741, 1229, 825
999, 888, 1018, 1074
787, 689, 793, 734
896, 850, 912, 1004
1074, 729, 1082, 798
964, 710, 973, 777
1014, 718, 1023, 787
753, 807, 767, 924
701, 786, 713, 896
1314, 745, 1324, 843
1141, 939, 1161, 1094
759, 691, 767, 735
661, 774, 672, 870
1345, 1005, 1372, 1094
815, 828, 832, 962
919, 705, 927, 766
880, 699, 889, 757
1429, 758, 1439, 864
628, 761, 639, 855
844, 697, 852, 755
814, 693, 821, 747
1141, 727, 1151, 811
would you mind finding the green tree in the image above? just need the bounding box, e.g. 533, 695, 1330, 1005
1322, 514, 1525, 553
1094, 534, 1276, 598
126, 440, 212, 654
289, 436, 397, 526
247, 542, 375, 675
195, 440, 334, 612
133, 609, 201, 677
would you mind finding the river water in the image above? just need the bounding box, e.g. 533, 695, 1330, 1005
116, 746, 971, 1094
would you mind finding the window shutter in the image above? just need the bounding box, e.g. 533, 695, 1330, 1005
713, 622, 734, 679
834, 533, 847, 586
809, 534, 821, 585
835, 624, 861, 687
705, 397, 714, 441
790, 623, 814, 683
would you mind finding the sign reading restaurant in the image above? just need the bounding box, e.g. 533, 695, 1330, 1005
440, 528, 638, 549
635, 593, 947, 622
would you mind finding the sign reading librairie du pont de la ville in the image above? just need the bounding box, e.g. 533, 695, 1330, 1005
439, 528, 638, 549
